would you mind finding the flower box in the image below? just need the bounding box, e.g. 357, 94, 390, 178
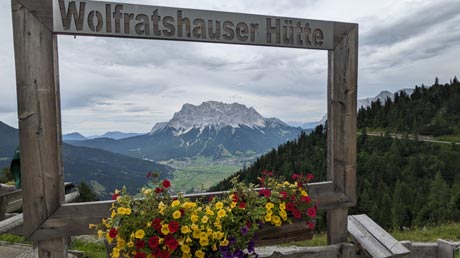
94, 172, 317, 258
255, 219, 314, 246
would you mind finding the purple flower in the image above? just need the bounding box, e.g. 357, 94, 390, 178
232, 249, 245, 258
240, 226, 249, 235
229, 236, 236, 245
247, 240, 255, 253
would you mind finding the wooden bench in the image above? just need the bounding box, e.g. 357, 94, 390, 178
348, 214, 410, 258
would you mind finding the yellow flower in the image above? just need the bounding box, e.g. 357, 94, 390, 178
161, 224, 170, 235
266, 209, 273, 216
117, 238, 126, 248
181, 245, 191, 254
279, 202, 286, 210
195, 250, 205, 258
265, 214, 272, 222
97, 230, 104, 238
217, 209, 226, 218
124, 208, 132, 215
173, 210, 182, 219
134, 229, 145, 239
112, 247, 120, 258
171, 200, 181, 207
280, 210, 288, 220
191, 223, 199, 231
265, 202, 274, 209
186, 236, 192, 243
199, 237, 209, 246
230, 202, 237, 208
181, 225, 191, 234
89, 224, 96, 229
191, 214, 199, 223
301, 190, 308, 196
213, 231, 224, 240
192, 230, 201, 239
127, 241, 134, 248
212, 244, 218, 251
272, 215, 281, 225
106, 233, 113, 243
201, 216, 209, 223
215, 202, 224, 209
206, 208, 215, 216
143, 189, 152, 195
220, 238, 229, 246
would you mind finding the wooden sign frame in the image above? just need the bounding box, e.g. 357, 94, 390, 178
11, 0, 357, 256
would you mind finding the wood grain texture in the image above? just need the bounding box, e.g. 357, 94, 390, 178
12, 0, 67, 256
0, 213, 23, 234
327, 24, 358, 245
16, 0, 53, 30
351, 214, 409, 255
12, 0, 64, 237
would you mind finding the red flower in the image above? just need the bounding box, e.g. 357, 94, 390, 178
307, 207, 317, 218
292, 173, 300, 180
307, 222, 315, 230
168, 221, 179, 233
160, 250, 170, 258
259, 177, 265, 187
151, 218, 162, 231
292, 209, 302, 218
180, 209, 185, 216
279, 191, 287, 199
306, 173, 314, 180
286, 202, 295, 211
135, 239, 145, 249
148, 236, 159, 248
290, 195, 296, 201
232, 193, 239, 202
111, 193, 119, 200
259, 189, 271, 197
109, 228, 118, 238
239, 202, 246, 209
162, 179, 171, 188
134, 252, 146, 258
155, 187, 164, 193
165, 235, 179, 250
151, 248, 161, 257
301, 196, 311, 203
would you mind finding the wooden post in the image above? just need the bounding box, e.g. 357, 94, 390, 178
327, 24, 358, 244
11, 0, 67, 256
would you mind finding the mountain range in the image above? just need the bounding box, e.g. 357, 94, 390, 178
0, 122, 172, 198
68, 101, 303, 161
62, 131, 144, 141
287, 89, 416, 129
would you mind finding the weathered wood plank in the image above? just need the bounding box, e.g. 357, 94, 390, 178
255, 219, 313, 246
0, 213, 23, 234
12, 0, 67, 256
352, 214, 409, 255
348, 216, 392, 258
327, 24, 358, 244
12, 0, 64, 237
16, 0, 53, 30
438, 239, 457, 258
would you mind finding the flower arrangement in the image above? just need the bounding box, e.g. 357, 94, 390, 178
93, 171, 317, 258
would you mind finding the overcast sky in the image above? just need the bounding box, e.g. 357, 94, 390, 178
1, 0, 459, 135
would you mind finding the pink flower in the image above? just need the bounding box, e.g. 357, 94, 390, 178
301, 196, 311, 203
292, 209, 302, 218
306, 173, 314, 180
280, 191, 287, 199
307, 222, 315, 230
307, 207, 317, 218
292, 174, 300, 180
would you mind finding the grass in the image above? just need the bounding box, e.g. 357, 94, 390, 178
171, 164, 240, 192
71, 239, 106, 258
391, 223, 460, 242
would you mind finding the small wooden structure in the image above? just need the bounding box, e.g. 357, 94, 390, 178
10, 0, 357, 257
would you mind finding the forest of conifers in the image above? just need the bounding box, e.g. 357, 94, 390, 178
212, 77, 460, 231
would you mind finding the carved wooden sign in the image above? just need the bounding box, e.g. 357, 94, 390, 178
53, 0, 334, 49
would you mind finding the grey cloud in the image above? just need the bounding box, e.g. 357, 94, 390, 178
362, 1, 460, 47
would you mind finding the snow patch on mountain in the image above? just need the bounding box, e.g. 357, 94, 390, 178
149, 101, 288, 135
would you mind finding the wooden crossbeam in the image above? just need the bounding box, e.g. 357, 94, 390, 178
348, 214, 410, 258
